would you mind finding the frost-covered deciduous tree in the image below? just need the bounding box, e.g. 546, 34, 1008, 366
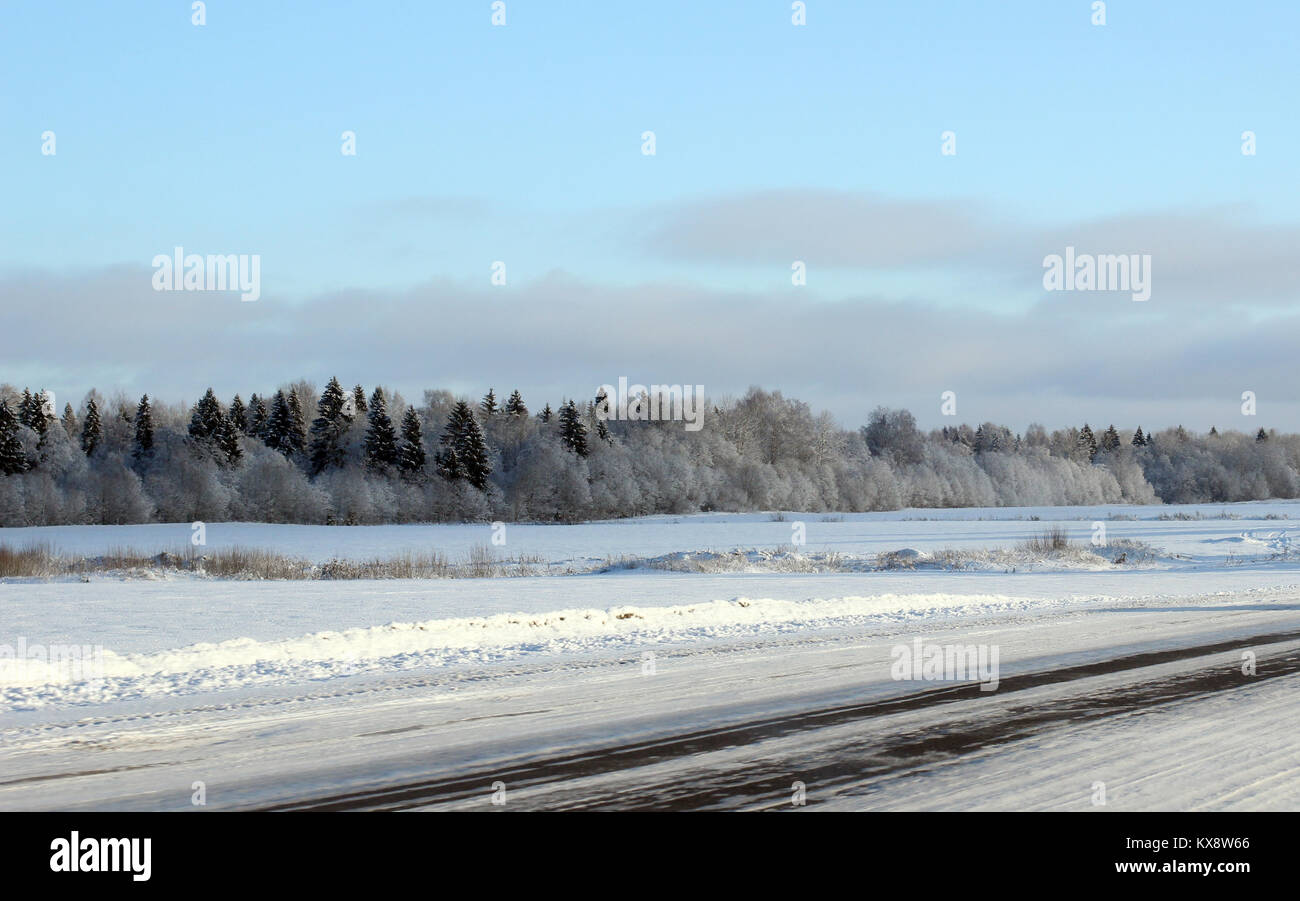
10, 378, 1300, 525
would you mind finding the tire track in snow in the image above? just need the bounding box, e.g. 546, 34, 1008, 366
263, 628, 1300, 811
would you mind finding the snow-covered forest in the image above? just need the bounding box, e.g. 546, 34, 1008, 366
0, 380, 1295, 526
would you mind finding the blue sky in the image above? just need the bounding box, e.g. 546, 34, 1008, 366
3, 1, 1299, 429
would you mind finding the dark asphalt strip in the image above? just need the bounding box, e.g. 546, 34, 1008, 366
261, 628, 1300, 811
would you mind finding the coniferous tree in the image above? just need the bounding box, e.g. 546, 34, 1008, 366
265, 390, 295, 457
436, 401, 491, 490
60, 403, 77, 439
80, 397, 102, 457
504, 390, 527, 417
1209, 425, 1219, 437
1100, 424, 1121, 454
457, 404, 492, 490
1077, 423, 1097, 461
538, 403, 553, 423
188, 388, 224, 441
0, 400, 27, 475
286, 390, 308, 455
215, 413, 243, 467
29, 390, 51, 439
17, 389, 36, 429
1132, 426, 1146, 447
133, 395, 154, 461
364, 387, 399, 468
248, 393, 269, 439
559, 400, 589, 457
352, 385, 368, 416
1257, 427, 1268, 442
434, 441, 461, 481
480, 388, 499, 417
398, 407, 426, 475
308, 377, 352, 475
229, 395, 248, 434
592, 389, 612, 444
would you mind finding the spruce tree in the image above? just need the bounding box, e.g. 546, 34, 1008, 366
353, 385, 367, 416
592, 388, 613, 445
18, 389, 35, 429
398, 407, 426, 475
229, 395, 248, 434
188, 388, 224, 441
1077, 423, 1097, 461
480, 388, 499, 417
435, 441, 461, 481
308, 377, 352, 475
61, 403, 77, 439
436, 401, 491, 490
559, 400, 589, 457
1101, 424, 1121, 454
80, 397, 102, 457
216, 413, 243, 466
504, 390, 527, 417
286, 390, 308, 455
0, 400, 27, 475
248, 393, 269, 438
1257, 427, 1268, 442
1132, 426, 1146, 447
457, 404, 492, 490
133, 395, 154, 461
538, 403, 553, 423
364, 387, 399, 468
30, 390, 51, 439
265, 390, 294, 457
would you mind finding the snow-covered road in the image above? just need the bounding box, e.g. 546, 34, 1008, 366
2, 583, 1298, 811
4, 501, 1300, 811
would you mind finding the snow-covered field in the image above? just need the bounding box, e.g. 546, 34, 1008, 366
3, 500, 1300, 810
5, 499, 1300, 567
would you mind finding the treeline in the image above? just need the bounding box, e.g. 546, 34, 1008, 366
0, 381, 1296, 526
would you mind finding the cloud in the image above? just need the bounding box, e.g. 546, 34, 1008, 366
642, 189, 997, 268
642, 190, 1300, 307
3, 263, 1300, 431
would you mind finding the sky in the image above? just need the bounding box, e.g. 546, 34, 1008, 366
2, 0, 1299, 431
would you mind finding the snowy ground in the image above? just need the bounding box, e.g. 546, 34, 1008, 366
3, 500, 1300, 810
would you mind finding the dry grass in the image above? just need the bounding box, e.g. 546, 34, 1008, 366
603, 548, 847, 574
0, 529, 1164, 581
0, 542, 60, 578
0, 542, 552, 582
1019, 526, 1071, 554
203, 547, 313, 579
